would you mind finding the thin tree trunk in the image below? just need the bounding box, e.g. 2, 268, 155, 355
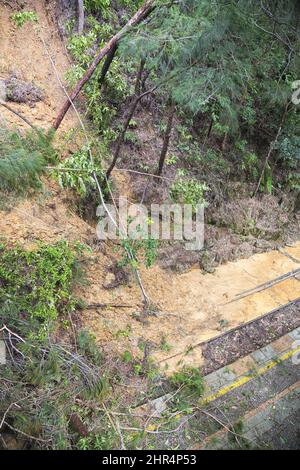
156, 102, 175, 176
141, 69, 151, 92
207, 117, 213, 139
78, 0, 84, 34
53, 0, 155, 130
221, 132, 228, 151
106, 85, 157, 180
253, 101, 290, 197
134, 58, 146, 96
98, 43, 118, 89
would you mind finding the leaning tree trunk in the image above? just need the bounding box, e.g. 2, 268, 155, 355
98, 43, 118, 89
106, 84, 157, 180
206, 117, 213, 139
253, 101, 290, 197
134, 58, 146, 95
156, 102, 175, 176
53, 0, 155, 130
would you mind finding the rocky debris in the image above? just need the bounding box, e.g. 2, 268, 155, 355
103, 261, 129, 289
158, 242, 200, 273
55, 0, 77, 37
4, 73, 44, 106
209, 195, 289, 240
103, 271, 118, 289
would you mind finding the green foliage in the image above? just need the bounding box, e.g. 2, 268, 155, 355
120, 0, 256, 120
170, 367, 204, 397
262, 164, 273, 195
66, 19, 128, 138
236, 140, 259, 180
286, 172, 300, 191
120, 0, 300, 189
77, 329, 102, 365
0, 241, 78, 337
204, 148, 231, 176
117, 0, 143, 12
1, 333, 107, 448
276, 136, 300, 169
84, 0, 111, 14
122, 350, 133, 363
11, 11, 38, 27
77, 430, 116, 450
0, 240, 110, 449
124, 130, 140, 146
0, 147, 44, 192
0, 127, 56, 193
160, 335, 172, 352
240, 96, 257, 126
54, 145, 103, 197
119, 237, 158, 270
170, 178, 209, 211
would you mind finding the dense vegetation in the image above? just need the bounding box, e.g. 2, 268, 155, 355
0, 0, 300, 450
65, 0, 300, 196
2, 1, 300, 200
0, 240, 203, 449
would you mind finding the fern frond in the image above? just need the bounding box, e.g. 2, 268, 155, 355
0, 148, 45, 192
0, 126, 55, 193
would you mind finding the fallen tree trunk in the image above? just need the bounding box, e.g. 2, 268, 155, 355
53, 0, 155, 130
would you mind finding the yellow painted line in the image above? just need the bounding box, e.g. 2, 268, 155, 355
200, 344, 300, 406
194, 379, 300, 450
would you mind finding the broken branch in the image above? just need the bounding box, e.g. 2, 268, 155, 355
53, 0, 155, 130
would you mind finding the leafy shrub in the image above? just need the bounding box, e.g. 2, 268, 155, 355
119, 238, 158, 269
170, 367, 204, 396
286, 172, 300, 190
77, 431, 116, 450
77, 329, 102, 365
84, 0, 111, 13
240, 96, 257, 126
0, 241, 78, 337
66, 19, 128, 138
276, 136, 300, 169
124, 130, 140, 146
0, 240, 111, 449
170, 178, 209, 211
234, 140, 259, 180
11, 11, 38, 27
54, 146, 103, 197
241, 151, 259, 180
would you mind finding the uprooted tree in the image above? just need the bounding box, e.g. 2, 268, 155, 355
53, 0, 155, 130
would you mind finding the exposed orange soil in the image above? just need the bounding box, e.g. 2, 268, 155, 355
0, 0, 76, 132
79, 241, 300, 373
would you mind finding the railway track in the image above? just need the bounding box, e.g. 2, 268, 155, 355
201, 297, 300, 375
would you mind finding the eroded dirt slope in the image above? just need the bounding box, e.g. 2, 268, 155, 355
0, 0, 76, 131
